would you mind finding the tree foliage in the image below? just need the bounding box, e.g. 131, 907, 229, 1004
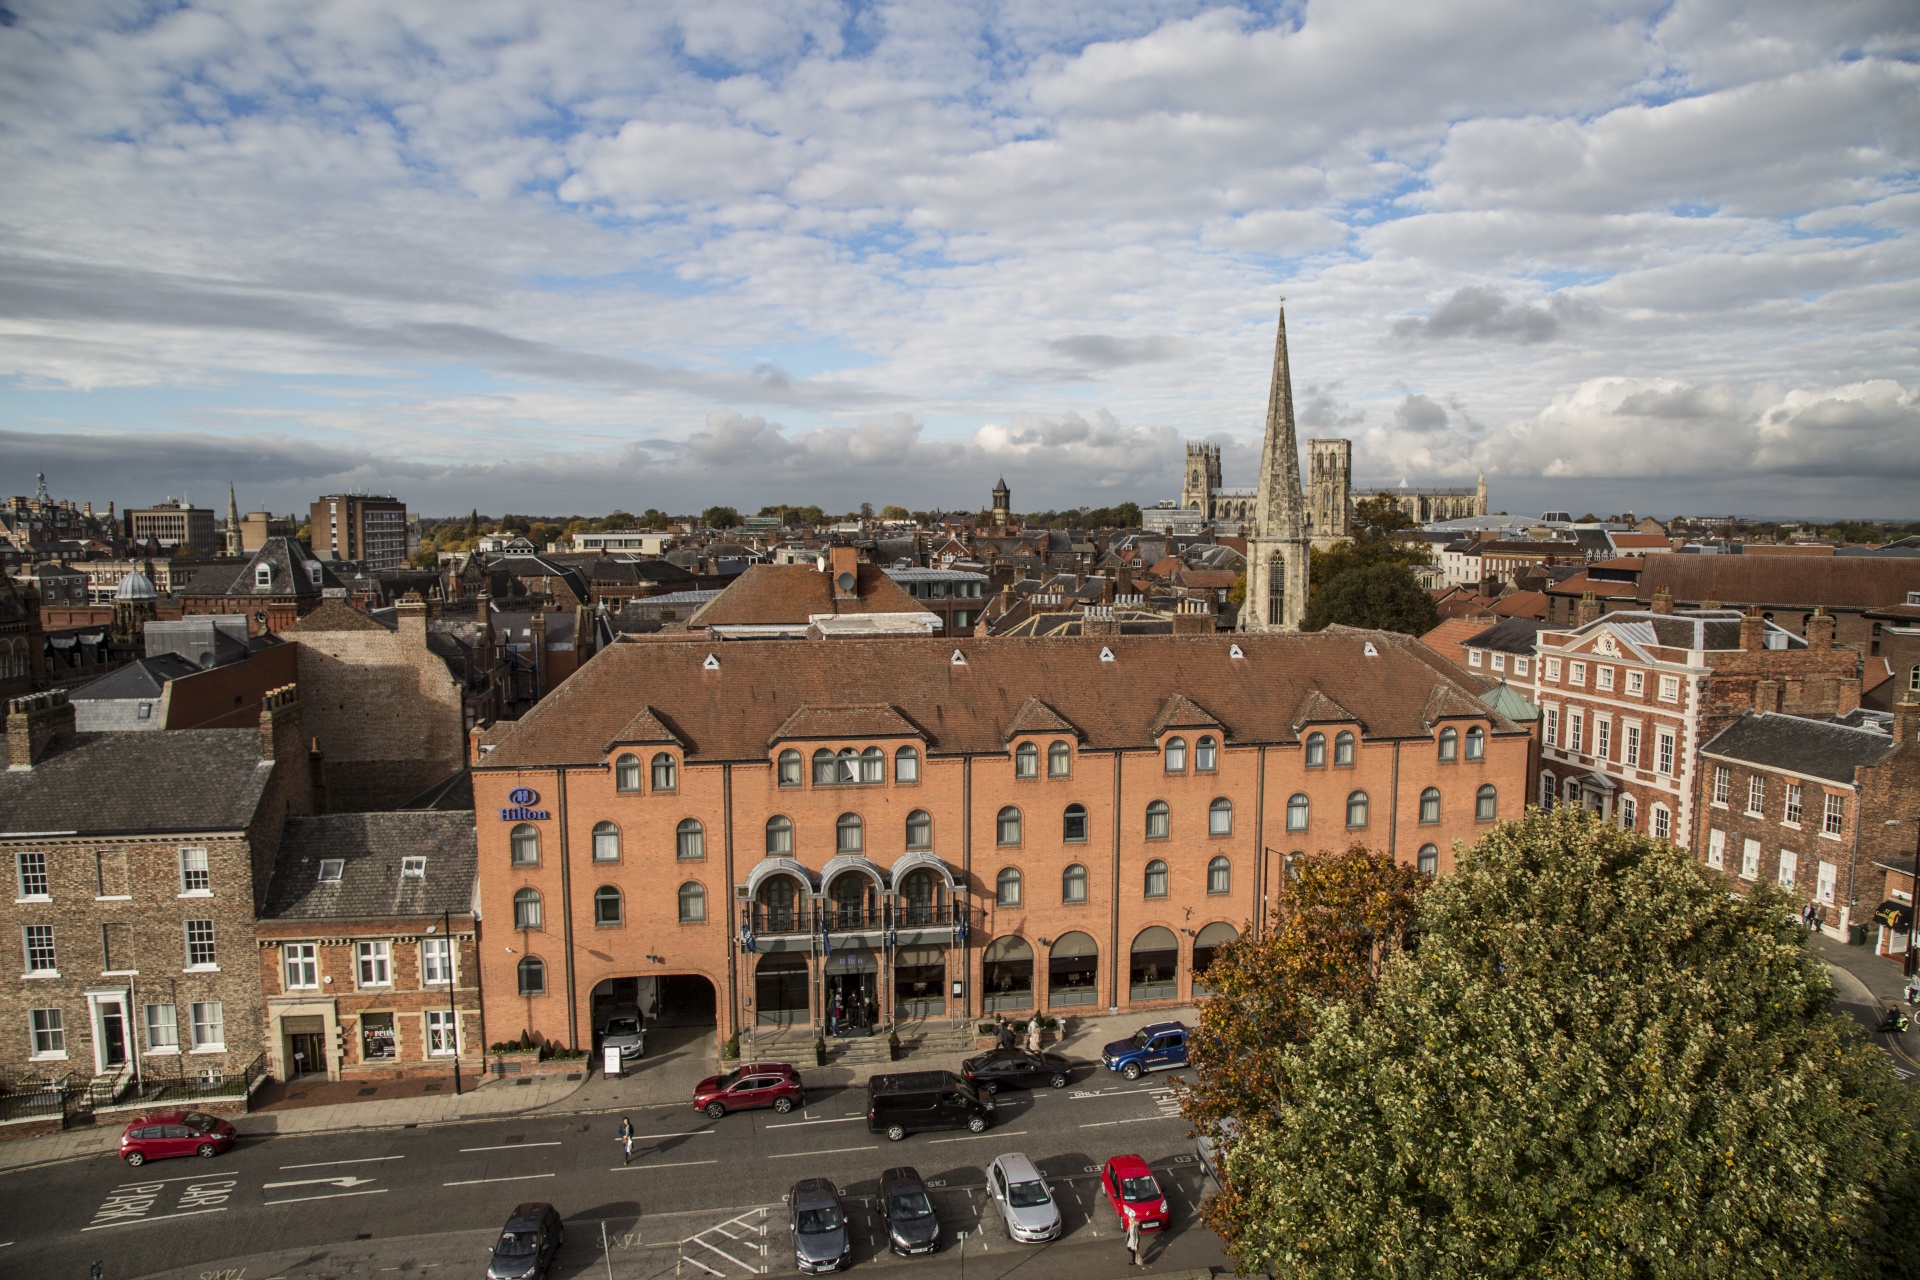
701, 505, 740, 529
1216, 808, 1920, 1280
1312, 494, 1432, 588
1303, 560, 1440, 634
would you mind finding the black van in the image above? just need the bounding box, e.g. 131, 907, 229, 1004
867, 1070, 995, 1141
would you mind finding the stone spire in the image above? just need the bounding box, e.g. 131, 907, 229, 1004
225, 483, 242, 556
1239, 302, 1312, 633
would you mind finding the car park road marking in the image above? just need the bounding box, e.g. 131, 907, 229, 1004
82, 1206, 229, 1231
263, 1175, 378, 1190
460, 1141, 562, 1152
769, 1144, 877, 1158
931, 1130, 1029, 1144
764, 1115, 864, 1128
86, 1176, 237, 1231
610, 1159, 718, 1172
279, 1155, 405, 1169
264, 1189, 390, 1206
442, 1172, 557, 1186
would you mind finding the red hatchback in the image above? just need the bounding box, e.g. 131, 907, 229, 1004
693, 1062, 804, 1119
120, 1110, 237, 1166
1100, 1154, 1169, 1231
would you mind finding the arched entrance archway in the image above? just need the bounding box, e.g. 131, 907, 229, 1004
982, 936, 1033, 1012
1190, 922, 1239, 998
1048, 932, 1099, 1008
1129, 926, 1179, 1002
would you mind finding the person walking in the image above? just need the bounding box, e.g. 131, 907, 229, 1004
617, 1116, 634, 1166
1125, 1208, 1142, 1267
1025, 1017, 1042, 1054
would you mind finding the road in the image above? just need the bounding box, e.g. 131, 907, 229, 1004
1, 1066, 1228, 1280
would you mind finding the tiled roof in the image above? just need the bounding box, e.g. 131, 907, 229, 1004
1419, 616, 1496, 658
1640, 555, 1920, 610
608, 706, 684, 747
285, 599, 391, 633
1291, 686, 1365, 733
0, 731, 273, 835
1491, 591, 1549, 619
261, 812, 477, 922
219, 536, 338, 599
686, 563, 930, 627
1148, 694, 1225, 737
1698, 712, 1895, 786
770, 704, 925, 744
477, 630, 1520, 768
1003, 697, 1081, 741
69, 654, 200, 700
1462, 617, 1551, 655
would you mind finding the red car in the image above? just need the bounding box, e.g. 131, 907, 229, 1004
120, 1110, 237, 1166
1100, 1154, 1169, 1231
693, 1062, 804, 1118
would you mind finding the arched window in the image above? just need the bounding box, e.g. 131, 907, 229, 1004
516, 955, 545, 995
765, 815, 793, 856
1145, 800, 1170, 840
1063, 803, 1088, 843
1207, 856, 1230, 895
829, 873, 869, 927
906, 809, 932, 850
615, 753, 642, 791
1476, 784, 1497, 821
1465, 726, 1485, 760
1048, 741, 1071, 778
678, 881, 706, 922
1144, 859, 1169, 898
1286, 793, 1309, 832
1619, 794, 1637, 829
860, 746, 885, 783
1438, 728, 1457, 762
651, 752, 677, 791
996, 867, 1022, 906
676, 818, 704, 859
812, 748, 836, 785
1334, 731, 1355, 766
1062, 863, 1087, 903
1164, 736, 1187, 773
591, 821, 620, 862
1015, 742, 1039, 778
1195, 735, 1217, 772
895, 746, 920, 783
777, 749, 802, 787
756, 876, 799, 931
594, 885, 623, 925
1305, 732, 1326, 767
1417, 845, 1438, 876
836, 813, 863, 854
1208, 797, 1233, 837
513, 887, 542, 930
997, 806, 1022, 846
836, 748, 858, 784
1346, 790, 1369, 828
509, 823, 539, 866
1911, 665, 1920, 694
900, 869, 939, 925
1419, 788, 1441, 824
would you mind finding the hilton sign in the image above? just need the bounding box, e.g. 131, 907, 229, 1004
500, 786, 551, 822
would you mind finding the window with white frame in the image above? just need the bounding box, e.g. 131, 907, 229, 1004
1650, 805, 1670, 840
401, 856, 426, 879
1658, 675, 1680, 703
1624, 724, 1641, 768
1712, 765, 1730, 805
184, 920, 216, 968
1596, 719, 1611, 761
190, 1001, 224, 1051
1778, 849, 1797, 887
179, 847, 210, 894
1619, 794, 1636, 829
1569, 661, 1586, 686
1514, 656, 1530, 677
282, 943, 318, 989
426, 1009, 458, 1057
1626, 670, 1644, 695
1707, 828, 1725, 870
1740, 838, 1760, 880
357, 940, 391, 987
1544, 707, 1559, 748
1784, 783, 1803, 827
318, 858, 345, 882
15, 851, 47, 900
1568, 711, 1584, 754
29, 1008, 64, 1057
1468, 649, 1483, 667
1823, 793, 1844, 836
144, 1003, 178, 1052
1545, 658, 1562, 681
1657, 731, 1675, 776
1746, 775, 1765, 815
1596, 666, 1614, 692
423, 936, 453, 985
22, 924, 55, 974
1818, 860, 1837, 903
1492, 652, 1506, 672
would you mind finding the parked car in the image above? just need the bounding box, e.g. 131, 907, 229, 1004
486, 1202, 565, 1280
867, 1070, 994, 1141
788, 1177, 851, 1273
985, 1152, 1061, 1243
877, 1166, 942, 1255
960, 1048, 1074, 1093
1099, 1021, 1190, 1081
1099, 1154, 1170, 1231
692, 1062, 804, 1118
1195, 1116, 1240, 1184
119, 1110, 237, 1166
600, 1014, 645, 1062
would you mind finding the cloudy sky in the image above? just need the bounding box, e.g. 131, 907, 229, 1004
2, 0, 1916, 520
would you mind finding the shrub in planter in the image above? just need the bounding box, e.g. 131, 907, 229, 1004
813, 1035, 829, 1067
722, 1033, 740, 1060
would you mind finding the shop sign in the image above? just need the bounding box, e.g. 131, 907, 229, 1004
500, 786, 550, 822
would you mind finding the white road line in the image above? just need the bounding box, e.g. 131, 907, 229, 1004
278, 1156, 405, 1170
689, 1234, 761, 1273
769, 1145, 877, 1158
931, 1130, 1029, 1144
263, 1189, 391, 1206
459, 1141, 562, 1152
108, 1172, 232, 1188
679, 1255, 725, 1277
443, 1173, 557, 1187
609, 1159, 719, 1172
1079, 1116, 1173, 1128
764, 1115, 864, 1128
83, 1207, 228, 1232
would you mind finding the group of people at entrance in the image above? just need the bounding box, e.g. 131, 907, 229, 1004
993, 1016, 1044, 1054
828, 984, 874, 1037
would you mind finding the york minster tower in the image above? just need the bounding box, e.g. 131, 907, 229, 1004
1239, 306, 1313, 633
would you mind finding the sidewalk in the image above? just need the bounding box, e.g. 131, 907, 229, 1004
1810, 930, 1920, 1072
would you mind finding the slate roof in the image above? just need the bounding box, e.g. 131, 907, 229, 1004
1639, 555, 1920, 610
219, 536, 340, 600
69, 654, 200, 701
770, 704, 925, 744
686, 563, 931, 627
261, 812, 477, 922
1698, 712, 1896, 786
1462, 617, 1551, 655
0, 731, 273, 835
285, 599, 392, 633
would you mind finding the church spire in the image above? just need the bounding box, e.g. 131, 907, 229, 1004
225, 483, 242, 556
1254, 303, 1306, 539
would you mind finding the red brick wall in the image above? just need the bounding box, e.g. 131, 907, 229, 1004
159, 643, 299, 730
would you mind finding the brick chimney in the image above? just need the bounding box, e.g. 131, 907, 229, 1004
1740, 608, 1765, 652
1171, 599, 1214, 636
395, 599, 428, 647
7, 691, 75, 770
827, 545, 860, 600
1754, 679, 1782, 714
258, 684, 303, 763
1082, 605, 1120, 637
1650, 586, 1674, 615
1575, 592, 1600, 626
1894, 699, 1919, 747
1807, 607, 1835, 652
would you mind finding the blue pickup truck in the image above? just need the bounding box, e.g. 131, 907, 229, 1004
1099, 1021, 1190, 1080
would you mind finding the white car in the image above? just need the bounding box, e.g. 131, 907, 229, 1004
985, 1152, 1061, 1243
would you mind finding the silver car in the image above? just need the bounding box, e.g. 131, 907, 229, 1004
788, 1177, 850, 1273
985, 1152, 1060, 1243
601, 1015, 645, 1062
1195, 1116, 1241, 1185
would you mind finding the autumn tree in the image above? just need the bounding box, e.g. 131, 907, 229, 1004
1217, 807, 1920, 1280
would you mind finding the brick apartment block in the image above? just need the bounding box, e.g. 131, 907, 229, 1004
469, 630, 1532, 1054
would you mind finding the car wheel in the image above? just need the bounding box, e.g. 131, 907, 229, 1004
1122, 1062, 1142, 1081
1049, 1072, 1068, 1089
966, 1115, 987, 1133
123, 1151, 144, 1167
705, 1101, 727, 1119
982, 1080, 999, 1095
196, 1142, 217, 1158
773, 1097, 794, 1114
886, 1124, 907, 1142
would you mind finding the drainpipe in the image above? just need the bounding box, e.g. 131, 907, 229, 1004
723, 763, 738, 1044
1253, 745, 1267, 938
556, 767, 577, 1051
961, 755, 972, 1022
1388, 741, 1401, 863
1110, 749, 1122, 1015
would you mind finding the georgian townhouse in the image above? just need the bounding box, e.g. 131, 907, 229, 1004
1535, 606, 1860, 848
469, 629, 1531, 1055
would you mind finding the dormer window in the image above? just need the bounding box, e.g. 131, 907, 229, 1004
254, 564, 272, 589
400, 857, 426, 879
317, 859, 344, 883
307, 562, 323, 586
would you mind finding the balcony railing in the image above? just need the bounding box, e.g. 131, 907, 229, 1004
745, 902, 960, 938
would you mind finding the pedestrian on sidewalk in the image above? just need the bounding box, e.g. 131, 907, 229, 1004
1906, 974, 1919, 1007
1125, 1209, 1142, 1267
1025, 1018, 1042, 1054
617, 1116, 634, 1166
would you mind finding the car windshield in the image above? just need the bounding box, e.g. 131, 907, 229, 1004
1127, 1029, 1152, 1049
710, 1069, 740, 1091
181, 1112, 218, 1132
605, 1018, 639, 1036
797, 1207, 844, 1233
495, 1229, 539, 1258
1008, 1179, 1051, 1208
1121, 1174, 1161, 1203
891, 1190, 934, 1219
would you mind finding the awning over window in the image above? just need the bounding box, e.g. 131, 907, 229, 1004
1873, 900, 1913, 932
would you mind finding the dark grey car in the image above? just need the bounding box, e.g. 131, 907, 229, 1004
486, 1202, 564, 1280
788, 1177, 851, 1273
877, 1166, 941, 1255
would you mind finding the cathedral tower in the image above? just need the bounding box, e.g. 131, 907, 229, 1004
1307, 438, 1351, 546
1239, 305, 1312, 633
1180, 443, 1221, 517
990, 477, 1011, 527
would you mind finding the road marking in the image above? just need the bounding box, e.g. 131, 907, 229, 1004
769, 1145, 877, 1158
443, 1173, 558, 1186
107, 1173, 230, 1187
264, 1189, 391, 1206
82, 1207, 228, 1232
610, 1159, 719, 1172
461, 1141, 563, 1152
262, 1176, 378, 1191
680, 1257, 726, 1277
764, 1115, 864, 1128
1080, 1116, 1174, 1128
279, 1156, 405, 1169
931, 1130, 1029, 1144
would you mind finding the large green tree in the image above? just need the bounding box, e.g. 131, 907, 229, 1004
1302, 560, 1439, 634
1217, 808, 1920, 1279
